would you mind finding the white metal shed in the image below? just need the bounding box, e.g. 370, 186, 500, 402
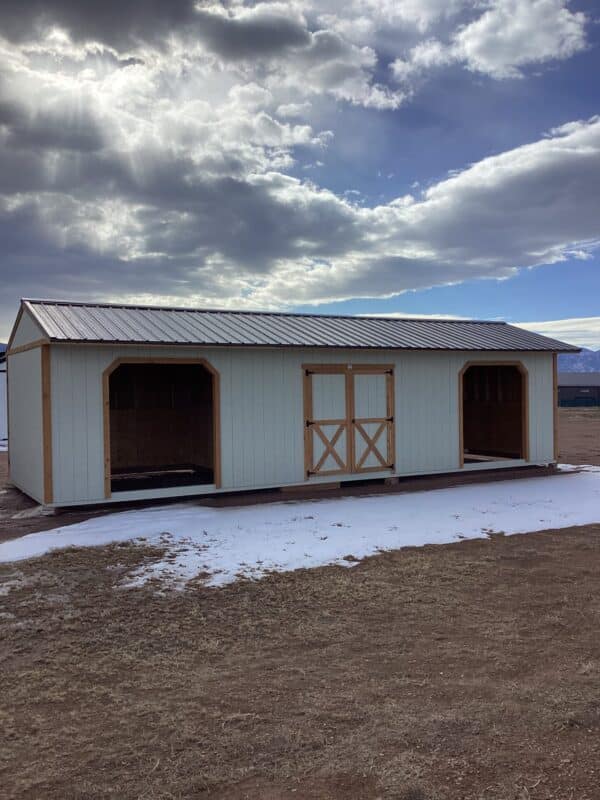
6, 299, 579, 507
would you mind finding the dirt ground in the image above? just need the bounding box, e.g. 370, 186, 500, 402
556, 407, 600, 466
1, 409, 600, 799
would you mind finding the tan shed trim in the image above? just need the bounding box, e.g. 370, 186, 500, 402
386, 370, 396, 470
41, 344, 53, 504
302, 369, 313, 477
345, 368, 355, 475
101, 356, 222, 499
458, 360, 529, 468
301, 363, 395, 373
5, 304, 24, 353
6, 338, 50, 356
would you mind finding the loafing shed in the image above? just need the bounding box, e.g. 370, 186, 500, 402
6, 299, 579, 507
558, 373, 600, 407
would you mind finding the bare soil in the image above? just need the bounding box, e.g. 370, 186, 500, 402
558, 407, 600, 466
1, 409, 600, 799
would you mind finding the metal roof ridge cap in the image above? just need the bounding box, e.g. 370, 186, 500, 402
22, 298, 507, 325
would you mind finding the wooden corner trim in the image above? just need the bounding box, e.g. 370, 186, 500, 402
41, 344, 53, 505
101, 356, 222, 498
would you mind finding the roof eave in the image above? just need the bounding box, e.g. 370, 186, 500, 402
44, 337, 581, 353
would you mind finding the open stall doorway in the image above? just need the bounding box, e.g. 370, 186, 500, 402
108, 362, 216, 492
462, 364, 527, 463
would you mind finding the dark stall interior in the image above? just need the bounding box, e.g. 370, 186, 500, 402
109, 363, 214, 492
462, 364, 525, 462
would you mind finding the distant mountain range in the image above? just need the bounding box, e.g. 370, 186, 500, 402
558, 348, 600, 372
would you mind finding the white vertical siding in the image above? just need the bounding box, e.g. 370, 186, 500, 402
524, 352, 554, 463
47, 344, 556, 506
7, 348, 44, 502
395, 352, 457, 475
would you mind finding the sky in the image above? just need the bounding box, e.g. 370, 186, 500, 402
0, 0, 599, 346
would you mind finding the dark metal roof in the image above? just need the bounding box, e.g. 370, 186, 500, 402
559, 372, 600, 387
21, 299, 580, 352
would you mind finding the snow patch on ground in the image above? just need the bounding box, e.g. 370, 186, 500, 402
1, 466, 599, 590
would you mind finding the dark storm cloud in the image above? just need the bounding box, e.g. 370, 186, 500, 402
0, 199, 220, 330
0, 1, 313, 59
0, 140, 364, 273
0, 0, 198, 49
193, 6, 312, 60
0, 100, 105, 153
132, 177, 362, 268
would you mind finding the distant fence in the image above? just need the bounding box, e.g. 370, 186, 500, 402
558, 386, 600, 407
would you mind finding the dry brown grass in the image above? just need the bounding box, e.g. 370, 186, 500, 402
558, 407, 600, 466
2, 525, 600, 799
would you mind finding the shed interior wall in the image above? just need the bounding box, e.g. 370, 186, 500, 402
48, 344, 556, 505
462, 364, 525, 461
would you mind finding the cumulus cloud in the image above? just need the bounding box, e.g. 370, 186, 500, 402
390, 38, 453, 83
0, 1, 596, 335
391, 0, 587, 85
454, 0, 587, 79
318, 0, 467, 39
517, 318, 600, 349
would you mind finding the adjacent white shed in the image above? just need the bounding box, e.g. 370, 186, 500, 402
6, 299, 578, 507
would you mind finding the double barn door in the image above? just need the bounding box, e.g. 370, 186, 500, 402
304, 364, 395, 477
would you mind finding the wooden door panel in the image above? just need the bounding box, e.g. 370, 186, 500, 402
304, 369, 349, 476
352, 370, 394, 473
304, 365, 394, 477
